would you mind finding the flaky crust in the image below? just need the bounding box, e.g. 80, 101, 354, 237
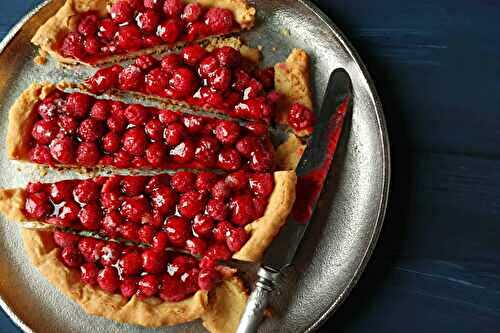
31, 0, 256, 66
7, 83, 58, 161
21, 228, 209, 327
274, 48, 314, 137
202, 276, 248, 333
275, 134, 306, 171
233, 171, 296, 262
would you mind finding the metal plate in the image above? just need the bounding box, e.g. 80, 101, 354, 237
0, 0, 390, 332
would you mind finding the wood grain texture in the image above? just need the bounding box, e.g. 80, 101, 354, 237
0, 0, 499, 332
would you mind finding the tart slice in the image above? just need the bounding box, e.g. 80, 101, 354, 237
20, 228, 248, 330
0, 171, 296, 262
7, 83, 283, 172
83, 40, 315, 135
32, 0, 256, 66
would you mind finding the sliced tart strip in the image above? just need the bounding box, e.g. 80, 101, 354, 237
7, 83, 278, 172
21, 228, 248, 329
84, 41, 278, 123
0, 171, 296, 262
32, 0, 256, 66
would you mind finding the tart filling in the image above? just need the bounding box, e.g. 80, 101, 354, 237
0, 171, 296, 262
21, 228, 248, 329
8, 83, 276, 172
85, 44, 278, 122
32, 0, 256, 65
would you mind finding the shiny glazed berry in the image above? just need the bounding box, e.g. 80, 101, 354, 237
214, 46, 241, 67
180, 44, 207, 66
77, 14, 99, 36
145, 68, 169, 93
110, 0, 135, 23
169, 67, 198, 98
198, 268, 220, 291
138, 274, 159, 297
80, 262, 99, 285
192, 214, 214, 238
77, 118, 104, 142
182, 3, 202, 22
119, 65, 144, 90
142, 248, 166, 273
122, 127, 147, 155
53, 231, 80, 248
98, 267, 120, 293
73, 180, 99, 203
150, 186, 177, 214
136, 10, 160, 33
119, 252, 143, 276
90, 101, 110, 120
204, 8, 235, 34
49, 180, 74, 203
214, 120, 240, 144
25, 192, 51, 219
61, 246, 83, 268
163, 0, 184, 17
248, 173, 274, 197
75, 142, 101, 166
100, 242, 122, 266
116, 25, 143, 51
65, 93, 91, 119
169, 140, 195, 163
120, 277, 139, 298
226, 227, 249, 252
102, 132, 121, 153
78, 203, 101, 230
165, 216, 190, 246
170, 171, 195, 192
164, 122, 184, 145
225, 170, 248, 190
49, 136, 75, 164
178, 191, 205, 218
157, 19, 182, 43
121, 176, 146, 196
217, 147, 241, 171
195, 171, 218, 192
31, 119, 58, 144
287, 103, 315, 131
121, 195, 149, 223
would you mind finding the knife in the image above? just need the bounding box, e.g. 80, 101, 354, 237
236, 68, 353, 333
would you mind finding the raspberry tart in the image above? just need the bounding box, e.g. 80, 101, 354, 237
19, 228, 248, 330
7, 83, 291, 173
32, 0, 256, 66
0, 171, 296, 262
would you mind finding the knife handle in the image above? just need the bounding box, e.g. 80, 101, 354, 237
236, 267, 280, 333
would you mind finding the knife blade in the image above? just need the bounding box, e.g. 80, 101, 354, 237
236, 68, 353, 333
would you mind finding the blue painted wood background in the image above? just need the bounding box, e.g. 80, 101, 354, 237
0, 0, 499, 332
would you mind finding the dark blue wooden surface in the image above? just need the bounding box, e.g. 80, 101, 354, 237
0, 0, 499, 332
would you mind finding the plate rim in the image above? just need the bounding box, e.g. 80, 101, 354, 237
0, 0, 391, 332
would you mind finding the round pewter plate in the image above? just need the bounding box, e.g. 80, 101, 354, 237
0, 0, 390, 332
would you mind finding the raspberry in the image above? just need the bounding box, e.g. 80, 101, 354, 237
249, 147, 274, 172
185, 21, 209, 42
145, 68, 169, 94
208, 67, 231, 92
49, 136, 75, 164
165, 216, 190, 246
51, 201, 80, 226
113, 150, 132, 168
206, 198, 229, 221
78, 203, 101, 230
253, 196, 268, 217
180, 44, 207, 66
243, 122, 269, 136
73, 180, 100, 203
143, 35, 163, 47
80, 262, 99, 285
226, 227, 249, 252
232, 69, 252, 91
75, 142, 101, 166
164, 122, 184, 145
205, 242, 231, 261
98, 267, 120, 293
90, 101, 110, 120
31, 119, 58, 144
195, 171, 218, 192
144, 0, 162, 10
121, 176, 146, 196
225, 170, 248, 190
97, 18, 118, 40
198, 55, 219, 78
83, 36, 101, 55
182, 115, 204, 134
194, 136, 218, 167
118, 252, 143, 276
150, 185, 177, 214
102, 211, 122, 237
145, 174, 170, 193
229, 194, 256, 226
122, 127, 147, 156
53, 231, 80, 248
138, 224, 155, 244
157, 19, 182, 43
233, 97, 272, 121
107, 115, 127, 133
77, 14, 99, 36
192, 214, 214, 238
170, 171, 195, 192
211, 180, 231, 199
124, 104, 150, 125
145, 142, 166, 167
214, 46, 241, 67
135, 54, 158, 71
78, 237, 104, 262
217, 147, 241, 171
99, 242, 123, 266
214, 120, 240, 144
60, 32, 85, 59
182, 3, 203, 22
178, 191, 205, 218
136, 10, 160, 33
61, 246, 83, 268
204, 8, 235, 34
243, 78, 264, 100
120, 277, 139, 298
77, 118, 104, 142
152, 231, 169, 250
119, 222, 140, 241
137, 274, 159, 297
86, 65, 122, 93
144, 119, 164, 141
169, 140, 195, 163
57, 115, 79, 135
248, 173, 274, 198
185, 237, 206, 256
65, 92, 91, 119
142, 248, 166, 273
116, 25, 143, 51
255, 67, 275, 89
110, 0, 135, 23
102, 132, 121, 153
160, 53, 181, 74
120, 195, 150, 223
163, 0, 184, 17
287, 103, 315, 131
169, 67, 198, 98
118, 65, 145, 90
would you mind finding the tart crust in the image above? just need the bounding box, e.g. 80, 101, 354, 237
0, 171, 296, 263
20, 228, 209, 327
31, 0, 256, 66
